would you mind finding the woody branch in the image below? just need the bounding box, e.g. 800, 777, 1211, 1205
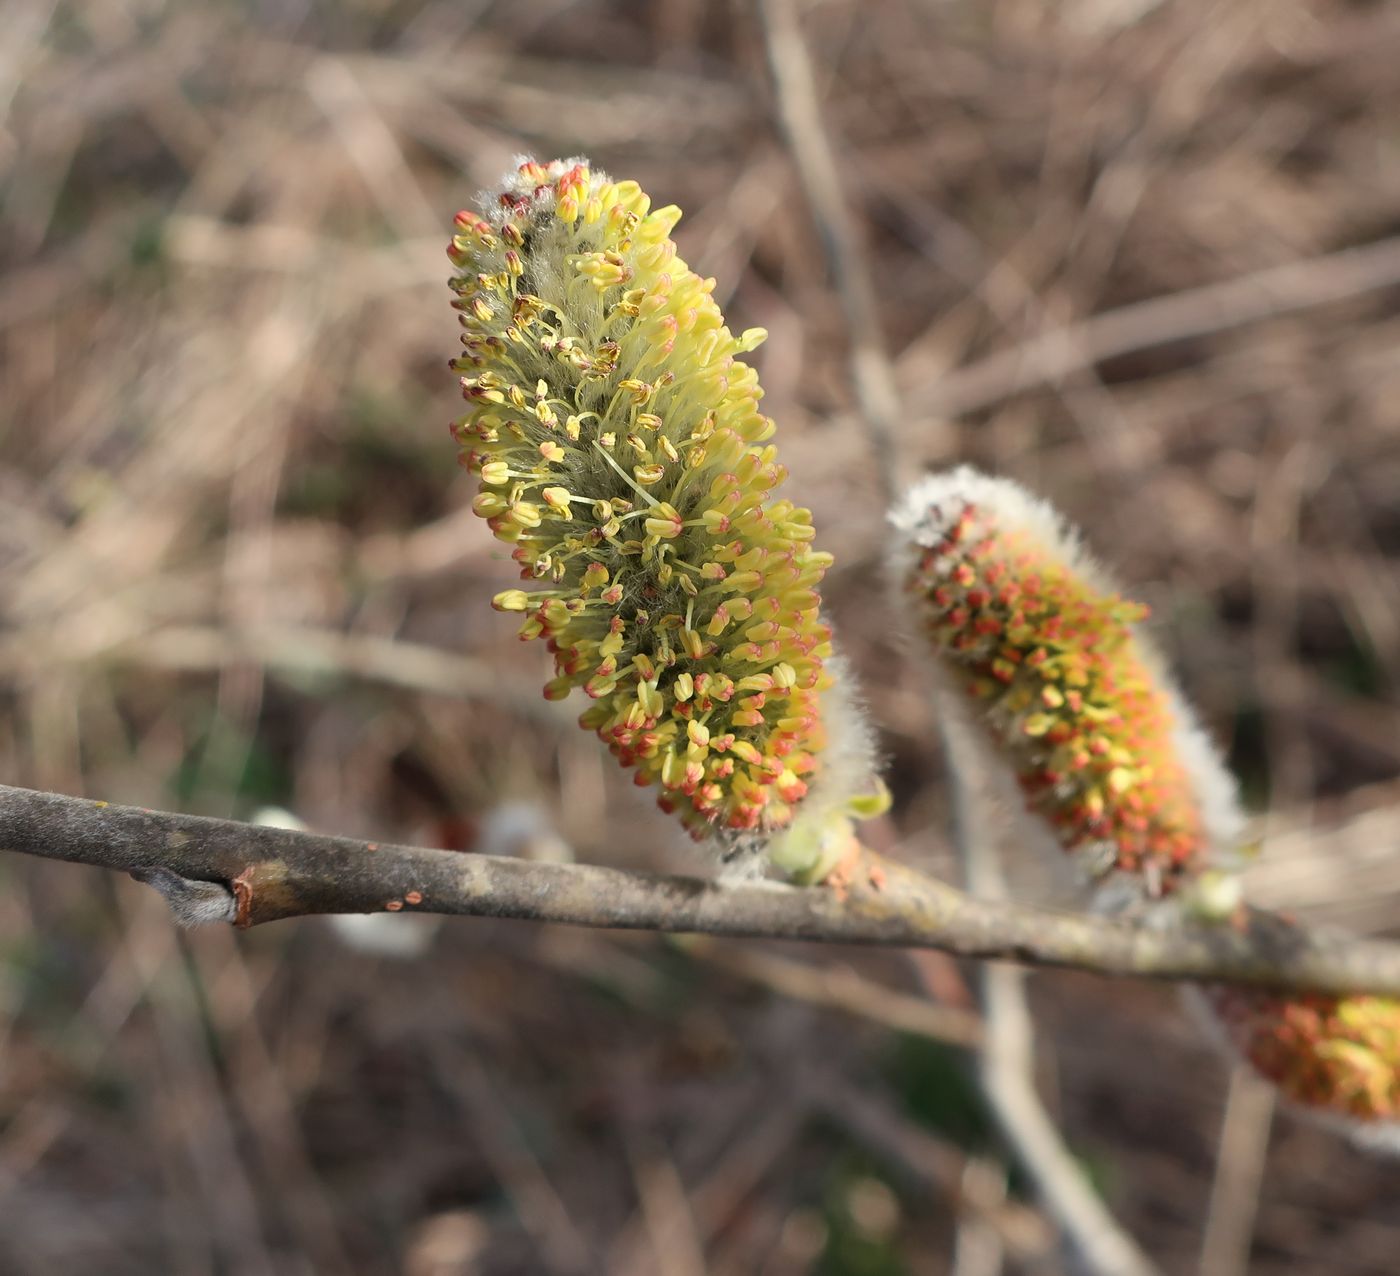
3, 781, 1399, 998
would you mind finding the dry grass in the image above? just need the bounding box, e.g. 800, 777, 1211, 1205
1, 1, 1398, 1272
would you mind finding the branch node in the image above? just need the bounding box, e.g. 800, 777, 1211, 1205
232, 865, 256, 929
129, 867, 238, 927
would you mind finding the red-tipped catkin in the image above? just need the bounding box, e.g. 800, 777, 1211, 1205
892, 467, 1241, 896
1199, 985, 1400, 1146
894, 468, 1399, 1149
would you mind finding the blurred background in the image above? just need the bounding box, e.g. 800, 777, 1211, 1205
2, 1, 1399, 1272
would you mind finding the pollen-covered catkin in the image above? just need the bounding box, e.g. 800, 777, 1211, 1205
1198, 985, 1400, 1146
893, 468, 1400, 1149
892, 467, 1241, 897
449, 158, 878, 867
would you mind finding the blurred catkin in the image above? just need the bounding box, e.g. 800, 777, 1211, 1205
1201, 985, 1400, 1138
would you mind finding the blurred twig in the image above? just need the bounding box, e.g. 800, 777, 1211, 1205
804, 1075, 1053, 1261
103, 624, 545, 710
5, 783, 1400, 997
912, 233, 1400, 420
1199, 1065, 1275, 1276
759, 0, 912, 500
619, 1129, 708, 1276
695, 941, 983, 1048
943, 718, 1159, 1276
428, 1040, 595, 1276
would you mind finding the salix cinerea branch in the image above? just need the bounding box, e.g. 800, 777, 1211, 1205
453, 159, 1400, 1143
4, 782, 1400, 1001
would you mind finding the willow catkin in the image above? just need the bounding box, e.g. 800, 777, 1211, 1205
891, 466, 1241, 897
892, 466, 1399, 1147
449, 158, 880, 874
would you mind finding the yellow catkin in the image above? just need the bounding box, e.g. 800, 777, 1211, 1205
448, 159, 842, 848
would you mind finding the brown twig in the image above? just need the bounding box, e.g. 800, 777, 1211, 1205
4, 782, 1400, 997
98, 623, 549, 714
758, 0, 911, 501
942, 716, 1159, 1276
695, 941, 984, 1048
804, 1076, 1053, 1260
1198, 1064, 1275, 1276
909, 233, 1400, 421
